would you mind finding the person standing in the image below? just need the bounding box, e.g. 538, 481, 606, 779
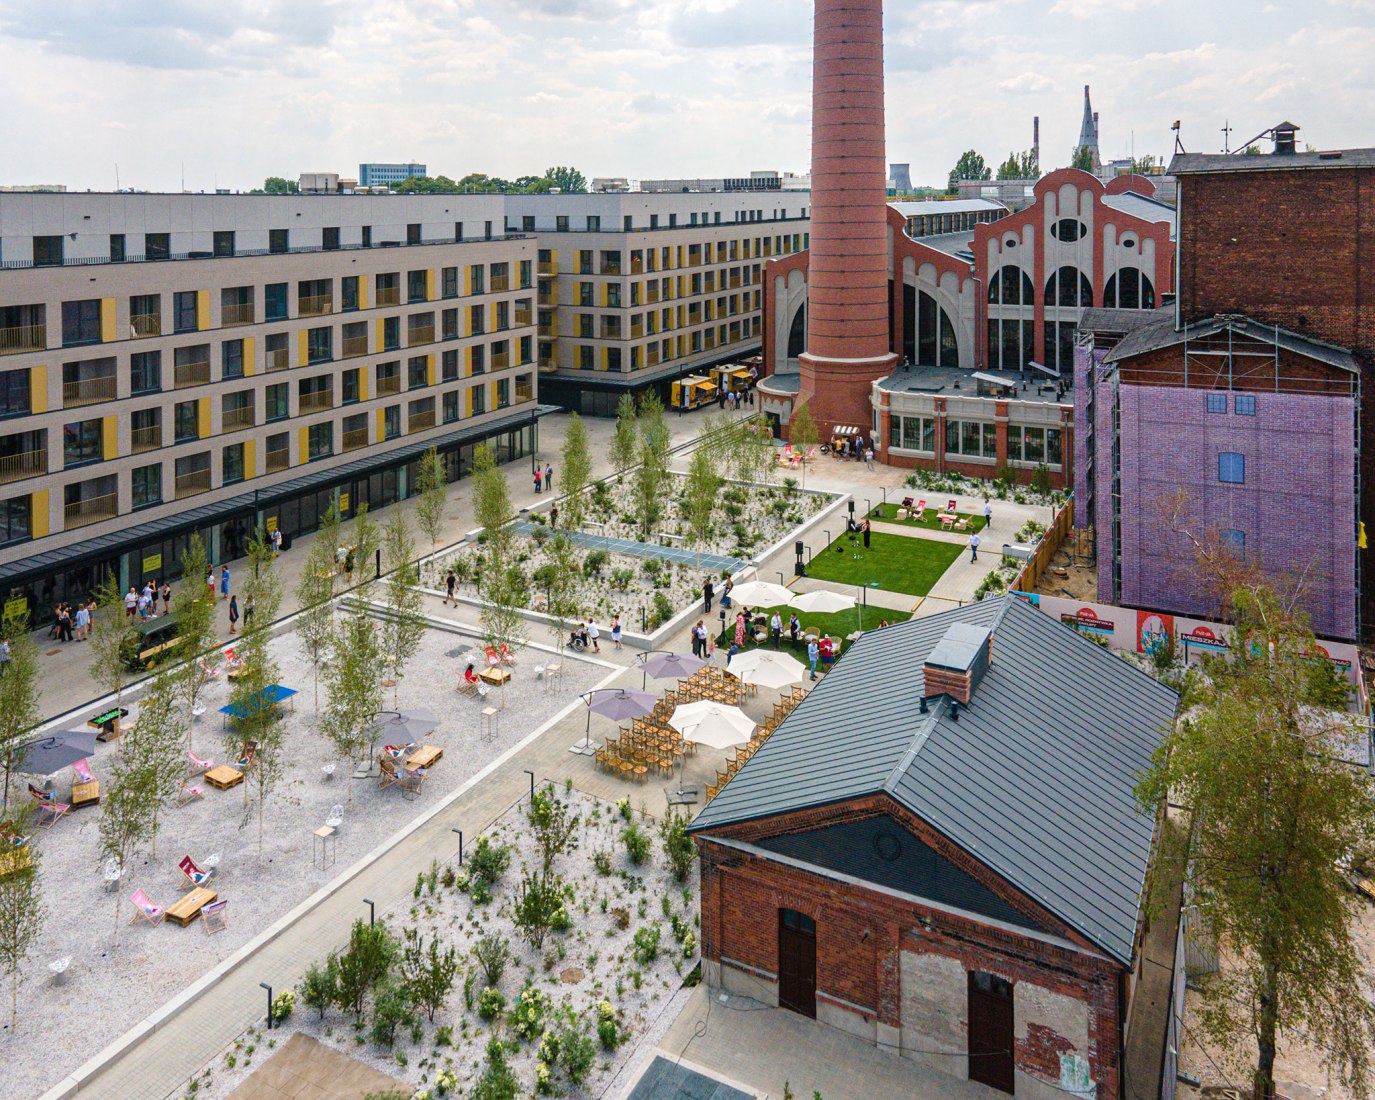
702, 577, 714, 613
220, 565, 230, 600
587, 618, 601, 653
861, 518, 872, 549
788, 613, 800, 645
969, 532, 981, 562
720, 576, 734, 609
228, 594, 239, 634
445, 569, 458, 607
136, 590, 150, 620
734, 612, 746, 649
691, 620, 704, 658
160, 580, 172, 615
865, 446, 875, 471
544, 463, 553, 491
207, 568, 216, 600
983, 498, 992, 527
74, 602, 90, 641
549, 504, 559, 529
272, 527, 283, 556
57, 605, 73, 643
611, 614, 623, 650
807, 637, 820, 681
124, 587, 138, 619
770, 611, 783, 649
534, 468, 542, 494
243, 593, 254, 631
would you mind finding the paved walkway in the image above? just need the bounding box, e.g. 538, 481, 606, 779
227, 1034, 406, 1099
658, 986, 1005, 1100
508, 520, 747, 574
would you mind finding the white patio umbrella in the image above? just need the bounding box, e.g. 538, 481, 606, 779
789, 589, 856, 615
728, 580, 794, 607
668, 701, 757, 751
727, 649, 805, 691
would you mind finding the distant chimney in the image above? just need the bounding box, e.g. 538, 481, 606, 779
1273, 121, 1300, 155
922, 623, 992, 705
1033, 116, 1040, 170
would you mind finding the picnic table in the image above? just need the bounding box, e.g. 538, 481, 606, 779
219, 685, 298, 727
166, 886, 217, 927
408, 745, 443, 769
71, 780, 100, 809
480, 667, 511, 687
88, 707, 128, 742
204, 765, 243, 791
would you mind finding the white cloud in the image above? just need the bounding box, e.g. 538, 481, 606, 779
999, 72, 1055, 94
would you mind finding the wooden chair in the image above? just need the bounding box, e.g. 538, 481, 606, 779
201, 899, 229, 935
178, 855, 215, 888
176, 782, 204, 808
28, 784, 68, 829
235, 742, 257, 771
499, 643, 519, 666
378, 757, 401, 791
400, 768, 426, 800
128, 888, 164, 926
187, 750, 214, 776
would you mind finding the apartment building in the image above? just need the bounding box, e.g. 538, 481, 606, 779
0, 192, 543, 614
502, 192, 810, 416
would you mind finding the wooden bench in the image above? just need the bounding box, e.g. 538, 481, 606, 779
70, 780, 100, 809
166, 886, 217, 927
407, 745, 443, 769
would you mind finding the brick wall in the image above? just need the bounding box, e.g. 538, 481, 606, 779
1178, 166, 1375, 357
696, 796, 1127, 1098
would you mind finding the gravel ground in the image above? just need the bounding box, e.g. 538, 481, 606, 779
200, 788, 701, 1099
0, 624, 604, 1100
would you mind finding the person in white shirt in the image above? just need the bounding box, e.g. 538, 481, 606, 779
770, 611, 783, 649
969, 532, 982, 562
587, 619, 601, 653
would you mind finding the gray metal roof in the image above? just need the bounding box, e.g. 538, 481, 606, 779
890, 199, 1007, 216
1102, 192, 1176, 237
1104, 313, 1360, 373
911, 229, 976, 259
1079, 307, 1164, 336
1171, 149, 1375, 175
691, 596, 1179, 965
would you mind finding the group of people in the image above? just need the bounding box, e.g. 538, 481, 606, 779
51, 598, 97, 643
568, 615, 622, 653
124, 580, 172, 622
831, 434, 875, 469
716, 386, 754, 411
532, 462, 555, 495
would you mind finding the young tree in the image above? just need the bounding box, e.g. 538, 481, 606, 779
470, 443, 512, 548
120, 670, 185, 857
527, 784, 580, 875
471, 442, 525, 663
99, 741, 157, 943
683, 444, 722, 568
88, 575, 133, 719
543, 534, 582, 658
1136, 582, 1375, 1099
1070, 144, 1095, 172
414, 447, 448, 552
320, 608, 383, 803
610, 392, 638, 478
399, 928, 459, 1023
559, 413, 592, 531
294, 534, 335, 717
231, 533, 285, 832
0, 815, 43, 1029
634, 391, 671, 539
316, 500, 343, 595
380, 509, 426, 710
346, 502, 382, 600
748, 419, 777, 484
174, 534, 218, 742
0, 621, 40, 810
788, 402, 819, 489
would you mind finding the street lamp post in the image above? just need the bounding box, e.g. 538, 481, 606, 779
260, 982, 274, 1029
362, 898, 375, 926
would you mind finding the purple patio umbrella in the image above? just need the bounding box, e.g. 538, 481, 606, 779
637, 650, 707, 690
574, 687, 658, 755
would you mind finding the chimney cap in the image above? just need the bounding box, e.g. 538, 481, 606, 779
925, 623, 992, 674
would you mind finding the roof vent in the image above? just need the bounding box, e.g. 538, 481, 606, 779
923, 622, 992, 705
1273, 121, 1299, 155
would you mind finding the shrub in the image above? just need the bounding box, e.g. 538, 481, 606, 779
369, 981, 416, 1048
530, 525, 550, 545
399, 928, 459, 1022
622, 822, 652, 865
595, 1000, 623, 1050
616, 797, 633, 821
610, 907, 631, 931
582, 550, 609, 577
1031, 463, 1052, 497
477, 986, 507, 1022
333, 920, 398, 1024
513, 872, 568, 949
472, 933, 513, 987
650, 592, 675, 628
508, 984, 551, 1041
632, 925, 661, 965
609, 567, 634, 592
300, 957, 338, 1020
434, 1067, 459, 1095
592, 850, 613, 875
470, 1037, 519, 1100
659, 812, 696, 882
467, 836, 511, 899
271, 989, 295, 1025
527, 784, 580, 875
558, 1021, 596, 1084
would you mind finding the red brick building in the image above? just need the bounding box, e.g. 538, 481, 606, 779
691, 597, 1179, 1098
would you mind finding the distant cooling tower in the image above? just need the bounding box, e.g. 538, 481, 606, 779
889, 163, 912, 192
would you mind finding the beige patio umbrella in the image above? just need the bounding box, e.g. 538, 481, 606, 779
727, 580, 794, 607
727, 649, 805, 691
789, 589, 856, 615
668, 700, 757, 751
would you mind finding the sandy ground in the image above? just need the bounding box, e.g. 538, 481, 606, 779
1176, 893, 1375, 1100
0, 624, 604, 1099
200, 788, 700, 1100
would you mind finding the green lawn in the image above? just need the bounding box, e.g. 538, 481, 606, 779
868, 502, 987, 533
715, 603, 905, 659
805, 530, 964, 596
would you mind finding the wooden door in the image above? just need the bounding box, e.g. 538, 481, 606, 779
968, 970, 1015, 1094
777, 909, 816, 1018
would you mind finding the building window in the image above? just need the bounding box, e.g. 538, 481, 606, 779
222, 442, 245, 484
522, 215, 536, 233
945, 420, 997, 460
145, 233, 170, 260
442, 308, 458, 341
408, 356, 428, 389
469, 265, 485, 295
1235, 394, 1257, 416
222, 339, 245, 379
407, 223, 421, 245
442, 349, 459, 381
1051, 219, 1085, 242
1044, 266, 1093, 308
1221, 528, 1245, 553
382, 316, 400, 351
1007, 425, 1063, 466
383, 405, 401, 440
342, 368, 360, 405
555, 216, 569, 233
408, 270, 428, 303
322, 226, 340, 251
442, 266, 458, 298
0, 496, 31, 545
109, 234, 126, 263
1218, 452, 1245, 484
306, 327, 332, 364
341, 276, 360, 312
469, 305, 485, 335
174, 401, 199, 443
307, 422, 333, 460
1206, 393, 1226, 414
61, 300, 102, 346
213, 230, 235, 257
443, 390, 459, 423
265, 383, 289, 422
470, 345, 485, 375
265, 283, 288, 322
131, 464, 162, 509
130, 351, 161, 394
889, 415, 935, 453
471, 385, 486, 415
1103, 268, 1155, 310
269, 228, 288, 254
172, 291, 199, 334
988, 266, 1033, 305
63, 419, 103, 468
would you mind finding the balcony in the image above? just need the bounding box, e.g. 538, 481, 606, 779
645, 287, 660, 304
493, 351, 511, 371
299, 391, 333, 414
130, 314, 161, 338
342, 334, 369, 358
265, 448, 290, 473
538, 358, 558, 374
62, 375, 117, 408
0, 324, 45, 356
491, 275, 510, 293
646, 349, 661, 367
222, 303, 255, 326
175, 470, 212, 499
298, 295, 332, 318
407, 324, 435, 347
173, 361, 210, 388
65, 493, 118, 529
537, 292, 556, 307
515, 380, 534, 404
630, 257, 644, 275
130, 426, 161, 453
376, 287, 400, 307
514, 308, 532, 326
537, 260, 557, 275
376, 375, 401, 397
222, 407, 255, 431
630, 322, 644, 339
266, 347, 290, 372
407, 411, 436, 434
342, 427, 369, 452
0, 449, 46, 485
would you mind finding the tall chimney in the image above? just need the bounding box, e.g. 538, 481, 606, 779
1032, 115, 1040, 172
796, 0, 898, 437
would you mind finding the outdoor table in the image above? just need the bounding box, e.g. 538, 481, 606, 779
939, 512, 957, 528
70, 780, 99, 809
166, 887, 217, 927
543, 663, 562, 692
204, 765, 244, 791
480, 667, 511, 687
313, 826, 337, 870
407, 745, 443, 769
219, 685, 298, 728
88, 707, 128, 742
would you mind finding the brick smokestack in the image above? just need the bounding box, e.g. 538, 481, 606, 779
797, 0, 898, 437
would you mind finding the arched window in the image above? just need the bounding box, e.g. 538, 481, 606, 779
988, 266, 1034, 305
1044, 266, 1093, 308
903, 286, 961, 368
786, 304, 806, 358
1103, 268, 1156, 310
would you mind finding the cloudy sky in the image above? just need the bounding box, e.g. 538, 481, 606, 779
0, 0, 1370, 192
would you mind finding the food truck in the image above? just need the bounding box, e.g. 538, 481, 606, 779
671, 374, 717, 410
711, 364, 753, 395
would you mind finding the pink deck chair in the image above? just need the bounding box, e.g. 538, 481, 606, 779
187, 750, 214, 776
71, 758, 95, 784
28, 784, 68, 829
128, 888, 164, 926
177, 781, 203, 808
